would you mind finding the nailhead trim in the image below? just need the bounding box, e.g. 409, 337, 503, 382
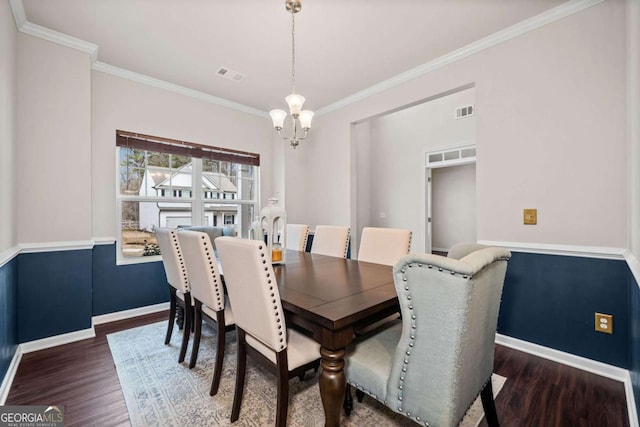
199, 238, 223, 311
259, 246, 286, 351
170, 231, 189, 292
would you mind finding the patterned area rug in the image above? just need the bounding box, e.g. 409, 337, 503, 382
107, 321, 505, 426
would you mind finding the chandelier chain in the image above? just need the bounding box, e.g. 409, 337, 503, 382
291, 11, 296, 94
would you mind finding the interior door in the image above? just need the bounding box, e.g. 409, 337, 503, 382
425, 167, 432, 254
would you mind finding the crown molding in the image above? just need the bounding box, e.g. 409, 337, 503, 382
92, 61, 268, 118
8, 0, 607, 119
478, 240, 626, 260
316, 0, 606, 116
8, 0, 26, 30
10, 0, 98, 63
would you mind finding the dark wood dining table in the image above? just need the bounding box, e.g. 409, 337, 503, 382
272, 249, 399, 426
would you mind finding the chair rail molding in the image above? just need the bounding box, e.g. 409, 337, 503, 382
478, 240, 626, 260
0, 246, 20, 269
19, 240, 95, 254
624, 249, 640, 285
92, 237, 117, 246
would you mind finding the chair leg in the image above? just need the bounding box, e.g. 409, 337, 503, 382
355, 388, 365, 403
275, 351, 289, 427
188, 302, 203, 369
231, 328, 247, 423
343, 384, 353, 416
165, 288, 176, 345
210, 311, 226, 396
480, 378, 500, 427
176, 306, 185, 330
178, 293, 192, 364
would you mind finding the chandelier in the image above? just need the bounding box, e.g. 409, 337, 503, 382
269, 0, 313, 149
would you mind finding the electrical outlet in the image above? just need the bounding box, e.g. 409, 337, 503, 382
595, 313, 613, 334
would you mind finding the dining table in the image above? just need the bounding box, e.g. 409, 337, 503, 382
270, 249, 400, 427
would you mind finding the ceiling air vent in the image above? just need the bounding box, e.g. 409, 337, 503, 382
455, 104, 474, 119
216, 67, 245, 83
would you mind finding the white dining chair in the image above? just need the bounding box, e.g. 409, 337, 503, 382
178, 230, 235, 395
358, 227, 412, 266
310, 225, 350, 258
216, 237, 320, 426
354, 227, 413, 335
285, 224, 310, 251
156, 228, 193, 364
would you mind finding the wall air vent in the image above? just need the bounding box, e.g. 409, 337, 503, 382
216, 67, 245, 82
455, 104, 474, 119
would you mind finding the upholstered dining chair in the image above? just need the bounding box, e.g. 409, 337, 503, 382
178, 230, 235, 396
156, 228, 193, 364
354, 227, 412, 336
285, 223, 310, 251
310, 225, 350, 258
216, 237, 321, 426
344, 246, 511, 427
358, 227, 412, 266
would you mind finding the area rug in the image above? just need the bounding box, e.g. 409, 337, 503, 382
107, 322, 505, 426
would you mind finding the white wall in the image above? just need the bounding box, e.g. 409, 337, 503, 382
91, 71, 273, 239
363, 89, 475, 252
0, 2, 17, 252
16, 34, 92, 244
292, 1, 627, 249
432, 163, 476, 251
629, 0, 640, 260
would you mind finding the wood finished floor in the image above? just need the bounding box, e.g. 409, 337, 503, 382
6, 311, 629, 427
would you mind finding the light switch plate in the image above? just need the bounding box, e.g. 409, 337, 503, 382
523, 209, 537, 225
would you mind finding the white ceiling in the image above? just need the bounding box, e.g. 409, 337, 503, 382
20, 0, 567, 113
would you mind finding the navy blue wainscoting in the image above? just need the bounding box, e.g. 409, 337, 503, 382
18, 250, 93, 343
630, 271, 640, 423
92, 244, 168, 316
0, 257, 18, 382
498, 252, 629, 368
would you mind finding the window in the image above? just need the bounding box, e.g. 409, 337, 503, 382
116, 130, 260, 263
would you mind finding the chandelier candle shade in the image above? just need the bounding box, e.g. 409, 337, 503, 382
269, 0, 313, 149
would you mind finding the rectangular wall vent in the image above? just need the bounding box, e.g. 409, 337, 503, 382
216, 67, 245, 83
455, 104, 474, 119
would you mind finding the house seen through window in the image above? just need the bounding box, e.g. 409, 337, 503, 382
116, 130, 260, 262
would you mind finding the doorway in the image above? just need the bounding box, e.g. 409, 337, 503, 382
425, 145, 476, 254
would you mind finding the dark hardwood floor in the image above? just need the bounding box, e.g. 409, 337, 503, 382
6, 311, 629, 426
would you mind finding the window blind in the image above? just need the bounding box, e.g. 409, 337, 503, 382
116, 130, 260, 167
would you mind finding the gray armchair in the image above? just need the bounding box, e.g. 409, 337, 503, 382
344, 246, 511, 426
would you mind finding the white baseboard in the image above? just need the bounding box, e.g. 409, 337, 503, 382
20, 327, 96, 354
92, 302, 169, 326
496, 333, 638, 427
624, 371, 640, 427
496, 333, 627, 380
0, 345, 23, 405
